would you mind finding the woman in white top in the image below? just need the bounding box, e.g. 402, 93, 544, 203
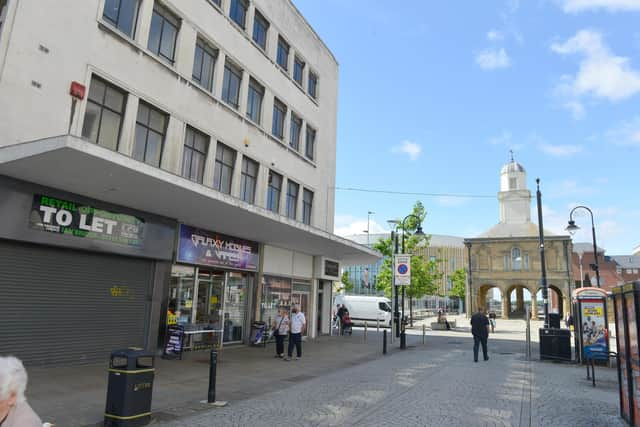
0, 356, 43, 427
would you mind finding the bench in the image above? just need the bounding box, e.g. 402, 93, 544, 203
430, 321, 456, 330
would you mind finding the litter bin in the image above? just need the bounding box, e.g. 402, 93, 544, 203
249, 321, 266, 345
104, 348, 155, 427
539, 328, 572, 362
549, 313, 561, 328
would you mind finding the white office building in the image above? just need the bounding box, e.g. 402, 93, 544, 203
0, 0, 378, 365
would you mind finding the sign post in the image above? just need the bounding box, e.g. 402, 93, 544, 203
394, 255, 411, 349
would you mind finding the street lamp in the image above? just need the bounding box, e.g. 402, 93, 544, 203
387, 219, 400, 340
565, 206, 601, 288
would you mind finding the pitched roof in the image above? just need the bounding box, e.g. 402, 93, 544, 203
477, 222, 555, 238
343, 233, 464, 248
610, 256, 640, 269
572, 242, 605, 254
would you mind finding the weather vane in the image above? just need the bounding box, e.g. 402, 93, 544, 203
509, 149, 514, 162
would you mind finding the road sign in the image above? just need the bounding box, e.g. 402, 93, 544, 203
394, 254, 411, 286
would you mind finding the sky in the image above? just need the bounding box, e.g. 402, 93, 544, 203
293, 0, 640, 255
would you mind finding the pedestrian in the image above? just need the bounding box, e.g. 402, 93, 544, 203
470, 308, 490, 362
285, 305, 306, 361
271, 308, 289, 359
0, 356, 43, 427
337, 304, 347, 335
488, 311, 497, 333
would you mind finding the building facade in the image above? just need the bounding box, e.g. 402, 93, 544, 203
0, 0, 378, 365
465, 160, 573, 319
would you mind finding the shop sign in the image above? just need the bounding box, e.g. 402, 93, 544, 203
324, 260, 339, 277
177, 224, 259, 271
29, 194, 144, 246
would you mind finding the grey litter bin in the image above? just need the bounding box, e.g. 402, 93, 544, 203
104, 348, 155, 427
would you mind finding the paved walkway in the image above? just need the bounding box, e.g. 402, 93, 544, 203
26, 317, 623, 426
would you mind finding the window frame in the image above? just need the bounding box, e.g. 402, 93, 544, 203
293, 56, 305, 86
285, 180, 299, 220
222, 61, 242, 109
192, 38, 217, 92
305, 125, 316, 160
133, 101, 168, 167
213, 142, 237, 194
102, 0, 140, 38
252, 10, 269, 51
240, 156, 259, 204
276, 36, 289, 71
246, 77, 264, 124
82, 75, 127, 151
272, 98, 286, 139
289, 113, 302, 151
308, 71, 318, 99
267, 170, 282, 213
511, 247, 522, 271
302, 188, 313, 225
229, 0, 248, 29
181, 126, 209, 184
147, 4, 180, 64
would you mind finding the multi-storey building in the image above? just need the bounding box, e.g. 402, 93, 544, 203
0, 0, 378, 365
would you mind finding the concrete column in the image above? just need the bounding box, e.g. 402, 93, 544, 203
531, 294, 538, 320
263, 88, 274, 136
213, 52, 227, 99
246, 4, 256, 37
516, 287, 524, 311
563, 294, 570, 318
254, 162, 268, 208
118, 94, 139, 157
501, 292, 509, 320
238, 70, 250, 116
160, 116, 184, 174
135, 0, 154, 47
283, 107, 291, 145
230, 151, 243, 198
175, 22, 197, 77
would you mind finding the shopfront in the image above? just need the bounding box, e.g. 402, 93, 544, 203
0, 176, 175, 366
166, 224, 259, 349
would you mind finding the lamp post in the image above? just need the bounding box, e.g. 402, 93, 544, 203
465, 241, 472, 316
387, 220, 400, 339
565, 206, 601, 288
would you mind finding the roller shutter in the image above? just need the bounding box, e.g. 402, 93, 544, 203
0, 240, 153, 366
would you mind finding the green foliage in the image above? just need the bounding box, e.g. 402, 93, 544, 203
449, 268, 467, 300
340, 271, 354, 292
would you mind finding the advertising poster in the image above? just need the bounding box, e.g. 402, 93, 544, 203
580, 299, 607, 352
616, 295, 630, 421
177, 224, 259, 271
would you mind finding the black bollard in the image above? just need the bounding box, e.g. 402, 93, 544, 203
208, 349, 217, 403
383, 330, 387, 354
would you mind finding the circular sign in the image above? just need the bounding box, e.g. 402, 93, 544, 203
397, 264, 409, 274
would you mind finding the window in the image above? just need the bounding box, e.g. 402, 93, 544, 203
293, 57, 305, 86
267, 170, 282, 213
308, 71, 318, 99
229, 0, 248, 29
103, 0, 140, 37
240, 157, 259, 203
192, 39, 217, 91
252, 10, 269, 50
222, 62, 242, 109
509, 177, 517, 190
302, 189, 313, 225
133, 102, 167, 167
82, 76, 126, 151
286, 180, 299, 219
208, 0, 222, 7
512, 248, 522, 271
147, 4, 179, 64
246, 78, 264, 124
213, 143, 236, 194
289, 114, 302, 150
305, 125, 316, 160
182, 126, 208, 183
272, 98, 286, 139
277, 36, 289, 70
378, 302, 391, 312
429, 255, 437, 262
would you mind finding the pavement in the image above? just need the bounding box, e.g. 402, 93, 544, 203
26, 315, 624, 426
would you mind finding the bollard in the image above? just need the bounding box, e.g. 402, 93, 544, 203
422, 324, 426, 345
383, 329, 387, 354
364, 321, 368, 342
208, 349, 217, 403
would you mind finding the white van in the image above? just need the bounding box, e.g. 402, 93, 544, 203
334, 295, 392, 327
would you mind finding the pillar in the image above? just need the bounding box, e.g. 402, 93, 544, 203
562, 294, 570, 318
531, 294, 538, 320
501, 292, 509, 320
516, 287, 524, 311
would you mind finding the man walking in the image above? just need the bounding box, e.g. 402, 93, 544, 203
471, 307, 490, 362
286, 305, 306, 361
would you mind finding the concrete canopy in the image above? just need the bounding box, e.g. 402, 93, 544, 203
0, 136, 380, 265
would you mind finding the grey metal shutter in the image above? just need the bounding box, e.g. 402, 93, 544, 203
0, 240, 153, 366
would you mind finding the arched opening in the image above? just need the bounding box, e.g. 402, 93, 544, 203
478, 285, 503, 318
506, 285, 532, 319
535, 286, 564, 318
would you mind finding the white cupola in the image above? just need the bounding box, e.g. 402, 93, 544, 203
498, 155, 531, 224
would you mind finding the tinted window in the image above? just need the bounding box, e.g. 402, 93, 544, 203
246, 78, 264, 124
229, 0, 248, 29
222, 63, 242, 109
103, 0, 139, 37
133, 102, 167, 167
148, 5, 179, 64
277, 37, 289, 70
252, 11, 269, 50
192, 39, 216, 91
82, 76, 126, 151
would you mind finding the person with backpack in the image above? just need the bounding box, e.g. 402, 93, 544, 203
271, 308, 289, 359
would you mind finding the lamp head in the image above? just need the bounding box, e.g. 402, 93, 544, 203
387, 219, 400, 229
565, 220, 580, 236
415, 224, 425, 236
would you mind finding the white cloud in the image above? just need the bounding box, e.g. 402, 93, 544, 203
476, 47, 511, 70
564, 101, 586, 120
562, 0, 640, 13
604, 117, 640, 146
487, 29, 505, 41
537, 142, 583, 157
391, 140, 422, 161
334, 218, 386, 237
435, 196, 471, 208
551, 29, 640, 102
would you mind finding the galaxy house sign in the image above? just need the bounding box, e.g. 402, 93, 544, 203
177, 224, 259, 271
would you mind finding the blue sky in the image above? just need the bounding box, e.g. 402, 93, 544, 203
294, 0, 640, 255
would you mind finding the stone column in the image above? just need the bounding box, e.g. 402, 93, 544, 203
516, 287, 524, 311
531, 294, 538, 320
501, 291, 509, 320
563, 294, 571, 318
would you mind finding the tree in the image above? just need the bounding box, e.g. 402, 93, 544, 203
340, 271, 354, 293
449, 268, 467, 310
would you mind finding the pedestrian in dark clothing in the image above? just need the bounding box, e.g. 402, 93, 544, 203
337, 304, 347, 335
470, 308, 490, 362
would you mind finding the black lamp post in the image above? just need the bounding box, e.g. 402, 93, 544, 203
387, 221, 400, 339
565, 206, 601, 288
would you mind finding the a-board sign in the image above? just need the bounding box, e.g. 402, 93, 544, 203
163, 325, 184, 359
